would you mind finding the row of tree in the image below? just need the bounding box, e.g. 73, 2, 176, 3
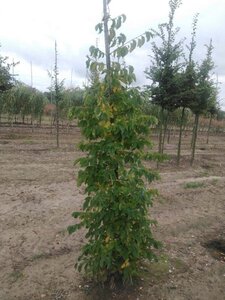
144, 0, 219, 165
0, 83, 46, 124
0, 0, 223, 156
0, 80, 84, 126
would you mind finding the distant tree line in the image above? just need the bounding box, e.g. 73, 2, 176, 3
0, 1, 225, 160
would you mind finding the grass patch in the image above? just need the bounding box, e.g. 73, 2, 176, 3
140, 255, 188, 283
184, 181, 205, 189
23, 138, 36, 144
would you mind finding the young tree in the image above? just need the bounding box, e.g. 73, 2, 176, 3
205, 83, 219, 144
31, 90, 46, 125
68, 0, 161, 284
17, 84, 33, 123
4, 85, 21, 123
51, 41, 64, 147
61, 87, 84, 118
176, 14, 198, 165
190, 40, 215, 165
145, 0, 183, 155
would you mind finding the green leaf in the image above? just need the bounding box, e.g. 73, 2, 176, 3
121, 14, 126, 23
90, 62, 97, 72
130, 40, 137, 52
72, 211, 81, 218
116, 16, 122, 29
145, 31, 152, 42
67, 224, 81, 234
138, 36, 145, 47
95, 23, 103, 33
109, 28, 116, 42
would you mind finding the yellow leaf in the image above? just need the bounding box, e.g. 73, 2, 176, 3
105, 236, 110, 243
99, 120, 111, 129
121, 259, 130, 269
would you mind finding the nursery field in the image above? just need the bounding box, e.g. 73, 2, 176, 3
0, 125, 225, 300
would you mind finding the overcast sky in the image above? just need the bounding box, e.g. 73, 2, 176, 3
0, 0, 225, 109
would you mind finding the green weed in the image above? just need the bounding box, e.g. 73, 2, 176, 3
184, 181, 205, 189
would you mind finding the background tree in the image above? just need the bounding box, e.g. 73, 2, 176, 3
15, 83, 33, 124
0, 45, 15, 122
51, 41, 64, 147
61, 87, 84, 119
31, 89, 46, 125
145, 0, 183, 155
190, 40, 215, 165
205, 82, 219, 144
176, 14, 198, 165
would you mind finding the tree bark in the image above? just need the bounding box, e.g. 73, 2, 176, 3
206, 113, 213, 144
103, 0, 111, 71
177, 107, 185, 166
162, 111, 169, 154
190, 113, 199, 166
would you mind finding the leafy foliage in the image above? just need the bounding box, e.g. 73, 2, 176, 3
0, 47, 15, 93
145, 0, 183, 112
68, 6, 161, 283
2, 82, 46, 123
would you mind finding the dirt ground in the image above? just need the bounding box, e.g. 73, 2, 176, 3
0, 125, 225, 300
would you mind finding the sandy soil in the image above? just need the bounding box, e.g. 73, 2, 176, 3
0, 125, 225, 300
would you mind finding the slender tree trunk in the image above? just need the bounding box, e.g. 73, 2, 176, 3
206, 113, 213, 144
177, 107, 185, 166
167, 127, 171, 144
103, 0, 111, 72
190, 113, 199, 166
54, 41, 60, 148
157, 107, 164, 169
50, 113, 53, 134
162, 111, 169, 154
56, 104, 59, 148
158, 107, 164, 154
191, 118, 195, 149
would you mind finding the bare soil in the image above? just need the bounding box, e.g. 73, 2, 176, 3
0, 125, 225, 300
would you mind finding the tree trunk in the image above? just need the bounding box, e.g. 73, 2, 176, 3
56, 104, 59, 148
162, 111, 169, 154
190, 113, 199, 166
157, 107, 164, 168
206, 113, 213, 144
54, 41, 60, 148
167, 128, 171, 144
103, 0, 111, 72
177, 107, 185, 166
190, 118, 195, 149
158, 107, 164, 155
